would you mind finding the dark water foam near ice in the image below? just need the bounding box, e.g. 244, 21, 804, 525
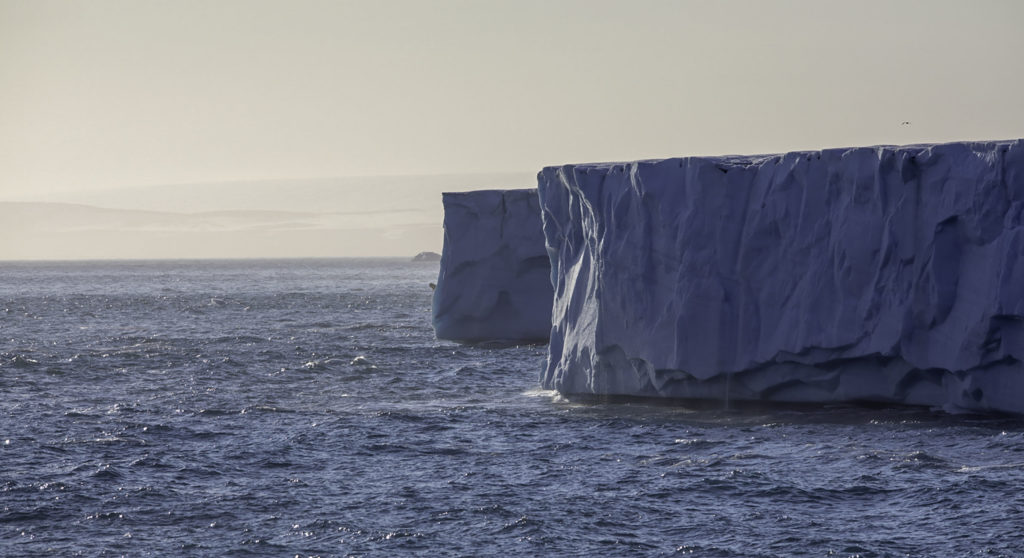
2, 259, 1024, 557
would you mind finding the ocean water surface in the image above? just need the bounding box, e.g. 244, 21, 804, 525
2, 259, 1023, 557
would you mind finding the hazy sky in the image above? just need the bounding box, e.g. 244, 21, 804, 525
3, 0, 1023, 199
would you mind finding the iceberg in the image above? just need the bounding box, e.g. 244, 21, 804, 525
538, 139, 1024, 414
432, 189, 553, 344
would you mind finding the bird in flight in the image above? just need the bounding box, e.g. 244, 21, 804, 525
901, 121, 912, 126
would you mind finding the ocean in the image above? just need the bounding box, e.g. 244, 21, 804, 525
1, 259, 1023, 557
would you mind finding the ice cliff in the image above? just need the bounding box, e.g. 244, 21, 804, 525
432, 189, 553, 344
538, 139, 1024, 414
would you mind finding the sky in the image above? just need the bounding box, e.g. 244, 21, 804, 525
1, 0, 1023, 258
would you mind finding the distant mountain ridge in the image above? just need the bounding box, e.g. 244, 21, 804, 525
1, 172, 535, 260
9, 173, 534, 213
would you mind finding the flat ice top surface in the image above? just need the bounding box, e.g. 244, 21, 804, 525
542, 139, 1019, 171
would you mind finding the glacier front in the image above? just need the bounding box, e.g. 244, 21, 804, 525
432, 189, 553, 344
538, 139, 1024, 414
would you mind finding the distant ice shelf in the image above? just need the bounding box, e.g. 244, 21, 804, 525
538, 139, 1024, 414
432, 189, 553, 344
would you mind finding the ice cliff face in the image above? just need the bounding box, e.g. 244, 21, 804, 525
538, 140, 1024, 414
432, 189, 553, 344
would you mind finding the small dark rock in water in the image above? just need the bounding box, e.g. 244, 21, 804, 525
412, 251, 441, 262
